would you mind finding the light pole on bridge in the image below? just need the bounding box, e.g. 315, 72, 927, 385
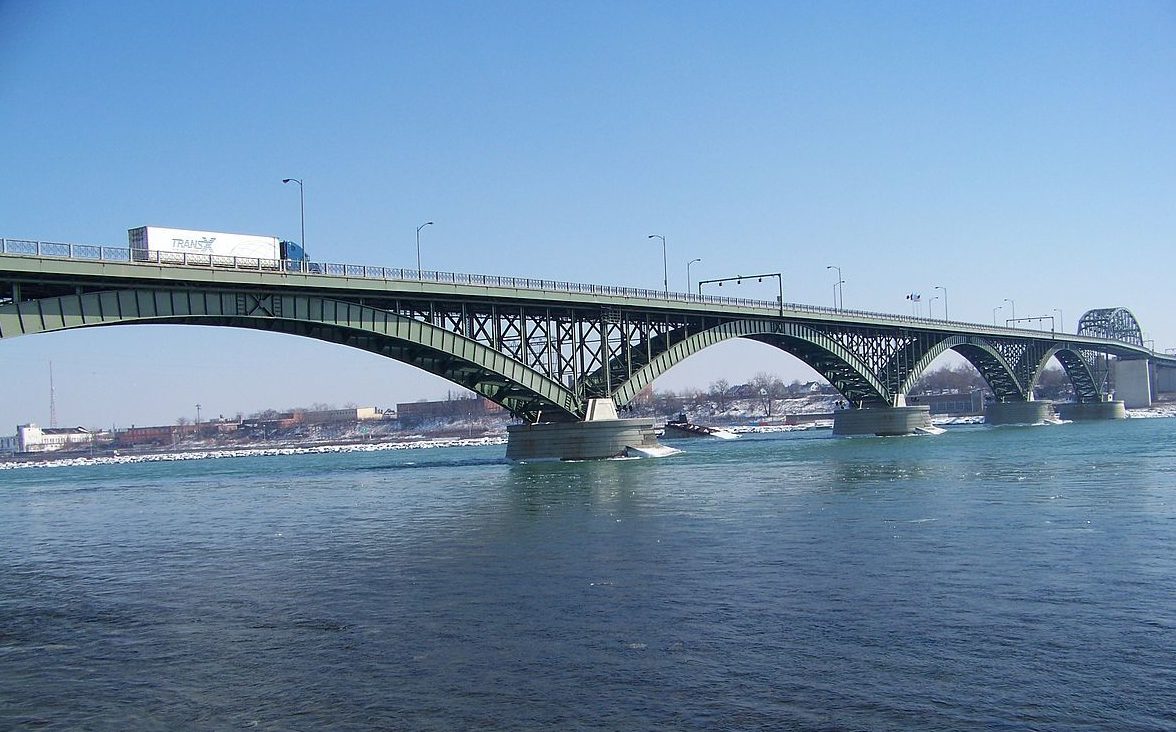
686, 258, 701, 294
416, 221, 434, 279
1053, 308, 1064, 334
993, 305, 1002, 326
1004, 298, 1016, 325
648, 234, 668, 294
825, 265, 843, 309
934, 285, 947, 321
281, 178, 304, 251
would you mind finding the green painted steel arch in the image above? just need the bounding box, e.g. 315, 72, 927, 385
0, 288, 581, 421
1033, 345, 1102, 403
899, 335, 1026, 400
610, 318, 891, 407
897, 336, 1105, 403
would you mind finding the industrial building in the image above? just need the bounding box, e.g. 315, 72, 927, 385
396, 396, 505, 425
9, 424, 94, 453
906, 390, 987, 415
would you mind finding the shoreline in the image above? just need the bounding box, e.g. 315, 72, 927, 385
0, 435, 508, 471
4, 407, 1174, 472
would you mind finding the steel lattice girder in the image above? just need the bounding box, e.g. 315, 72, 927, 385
0, 271, 1152, 418
1077, 307, 1143, 347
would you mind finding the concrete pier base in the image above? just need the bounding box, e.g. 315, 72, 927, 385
985, 400, 1055, 425
506, 418, 664, 461
832, 405, 934, 437
1055, 401, 1127, 421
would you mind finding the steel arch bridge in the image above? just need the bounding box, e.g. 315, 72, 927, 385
1, 242, 1169, 423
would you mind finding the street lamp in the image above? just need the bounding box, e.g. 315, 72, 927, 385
934, 285, 947, 321
993, 305, 1002, 326
648, 234, 668, 294
826, 265, 843, 309
686, 258, 701, 294
416, 221, 434, 279
281, 178, 304, 251
930, 295, 940, 319
1053, 308, 1064, 333
1004, 298, 1016, 324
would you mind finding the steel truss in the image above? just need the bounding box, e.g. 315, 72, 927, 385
0, 270, 1152, 421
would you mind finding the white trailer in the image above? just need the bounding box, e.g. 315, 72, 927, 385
128, 226, 282, 267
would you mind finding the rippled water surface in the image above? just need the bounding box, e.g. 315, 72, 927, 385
3, 420, 1176, 730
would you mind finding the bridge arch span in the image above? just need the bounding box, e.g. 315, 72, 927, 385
1031, 346, 1102, 403
0, 288, 581, 421
611, 318, 891, 408
895, 336, 1106, 405
898, 335, 1026, 401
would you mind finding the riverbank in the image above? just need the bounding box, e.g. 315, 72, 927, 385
4, 403, 1173, 471
0, 435, 508, 471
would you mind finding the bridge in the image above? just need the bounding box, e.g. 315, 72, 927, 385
1, 237, 1172, 459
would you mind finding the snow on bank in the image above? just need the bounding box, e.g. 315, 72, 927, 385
0, 436, 508, 472
1126, 405, 1176, 419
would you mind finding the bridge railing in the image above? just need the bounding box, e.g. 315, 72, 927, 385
0, 236, 1101, 340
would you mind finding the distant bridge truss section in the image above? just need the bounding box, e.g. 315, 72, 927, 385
1077, 308, 1143, 347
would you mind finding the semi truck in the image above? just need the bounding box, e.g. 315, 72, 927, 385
128, 226, 311, 270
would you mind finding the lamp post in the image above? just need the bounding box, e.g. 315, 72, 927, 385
1004, 298, 1016, 325
686, 258, 701, 294
825, 265, 843, 309
648, 234, 668, 294
930, 295, 940, 319
934, 285, 947, 320
993, 305, 1002, 326
416, 221, 434, 279
281, 178, 304, 250
1053, 308, 1064, 334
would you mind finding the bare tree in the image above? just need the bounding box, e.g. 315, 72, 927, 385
1034, 366, 1073, 400
750, 372, 785, 417
912, 363, 986, 394
709, 379, 731, 411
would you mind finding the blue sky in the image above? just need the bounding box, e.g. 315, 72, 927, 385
1, 1, 1173, 428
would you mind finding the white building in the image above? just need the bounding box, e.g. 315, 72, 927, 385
16, 424, 92, 453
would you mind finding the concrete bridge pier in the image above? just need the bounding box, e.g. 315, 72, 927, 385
1112, 359, 1152, 408
1055, 400, 1127, 421
506, 399, 667, 461
832, 398, 935, 437
984, 399, 1055, 425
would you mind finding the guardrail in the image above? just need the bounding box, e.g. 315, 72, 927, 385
0, 236, 1148, 349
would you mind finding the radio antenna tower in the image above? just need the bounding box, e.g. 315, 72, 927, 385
49, 361, 58, 428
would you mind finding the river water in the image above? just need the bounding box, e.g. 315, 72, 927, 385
2, 419, 1175, 730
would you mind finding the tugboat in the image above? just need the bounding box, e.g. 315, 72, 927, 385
661, 414, 739, 440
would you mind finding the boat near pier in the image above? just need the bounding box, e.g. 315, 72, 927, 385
660, 414, 740, 440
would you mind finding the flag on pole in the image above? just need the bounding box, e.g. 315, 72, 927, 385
906, 292, 922, 302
